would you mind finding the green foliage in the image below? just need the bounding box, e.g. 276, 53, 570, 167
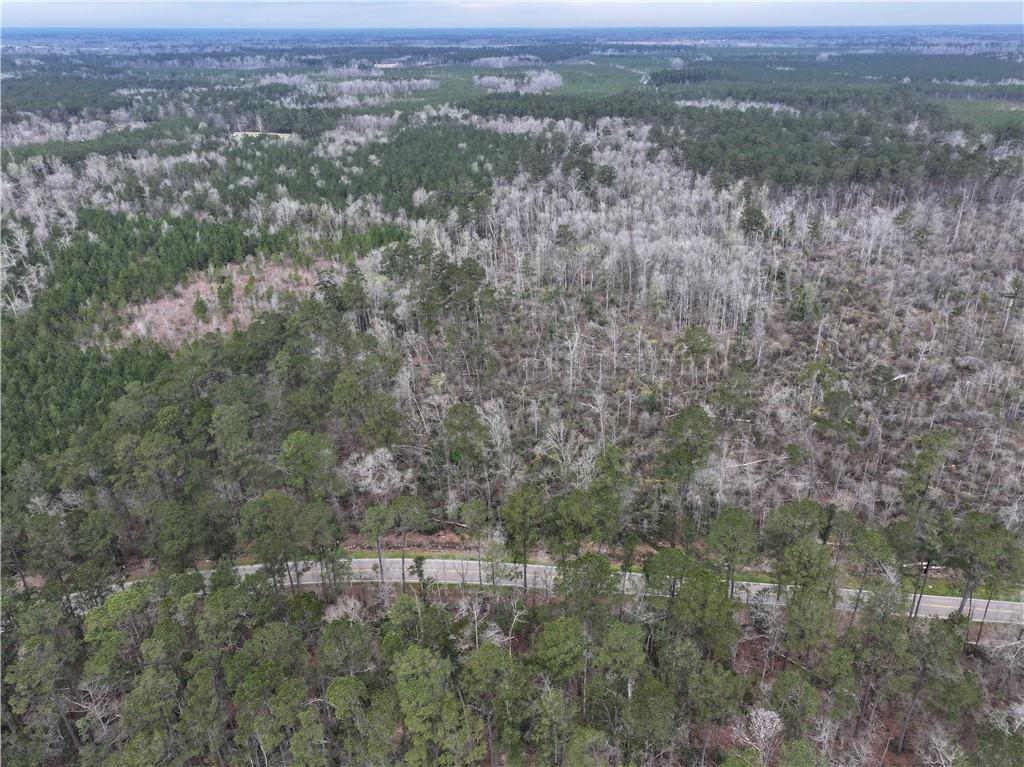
381, 595, 454, 662
3, 210, 287, 476
285, 592, 325, 631
654, 636, 702, 700
947, 511, 1021, 607
770, 670, 821, 739
589, 445, 632, 543
216, 279, 234, 316
889, 614, 978, 751
392, 645, 485, 767
318, 618, 375, 678
739, 203, 768, 237
150, 497, 231, 572
678, 324, 716, 367
240, 491, 306, 586
595, 622, 647, 696
279, 431, 337, 501
4, 600, 82, 758
555, 553, 618, 635
625, 676, 677, 760
545, 488, 595, 559
764, 500, 828, 567
643, 547, 695, 599
442, 403, 489, 468
460, 643, 529, 756
781, 536, 836, 660
657, 404, 715, 487
530, 686, 576, 766
789, 285, 818, 322
652, 103, 996, 188
707, 506, 757, 594
192, 294, 210, 322
720, 748, 762, 767
564, 726, 613, 767
327, 676, 366, 721
177, 659, 230, 764
971, 721, 1024, 767
333, 368, 406, 449
532, 616, 586, 684
288, 707, 331, 767
82, 583, 154, 683
500, 484, 545, 584
689, 662, 746, 727
346, 121, 558, 218
2, 119, 205, 167
900, 430, 953, 511
670, 566, 739, 662
2, 31, 1020, 767
119, 664, 180, 763
778, 740, 820, 767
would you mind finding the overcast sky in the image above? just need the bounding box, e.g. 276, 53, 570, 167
3, 1, 1020, 29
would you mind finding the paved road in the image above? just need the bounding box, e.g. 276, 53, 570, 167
232, 557, 1024, 625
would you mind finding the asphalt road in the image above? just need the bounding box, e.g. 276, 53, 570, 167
233, 557, 1024, 625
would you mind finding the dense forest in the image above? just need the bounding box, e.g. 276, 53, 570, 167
2, 26, 1023, 767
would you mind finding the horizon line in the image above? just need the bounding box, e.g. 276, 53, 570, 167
4, 22, 1021, 30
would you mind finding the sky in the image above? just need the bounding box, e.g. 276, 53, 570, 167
2, 1, 1021, 30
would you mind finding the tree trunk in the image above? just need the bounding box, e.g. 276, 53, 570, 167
910, 559, 931, 622
376, 539, 385, 586
55, 695, 81, 750
318, 549, 328, 601
851, 576, 866, 621
957, 576, 978, 615
896, 685, 923, 753
8, 546, 30, 591
581, 664, 587, 717
58, 575, 77, 621
486, 718, 496, 767
865, 691, 882, 738
977, 583, 995, 643
775, 555, 785, 600
285, 561, 297, 595
477, 539, 484, 587
400, 532, 407, 594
